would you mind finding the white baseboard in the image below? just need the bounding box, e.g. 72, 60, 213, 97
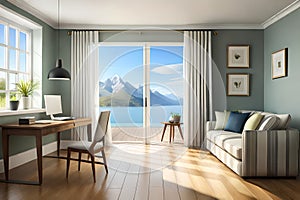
0, 140, 77, 173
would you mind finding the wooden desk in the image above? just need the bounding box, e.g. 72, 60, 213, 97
160, 122, 183, 143
1, 118, 91, 185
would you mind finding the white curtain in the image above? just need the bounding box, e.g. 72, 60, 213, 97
183, 31, 213, 148
71, 31, 100, 141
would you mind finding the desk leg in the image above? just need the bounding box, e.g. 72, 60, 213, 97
36, 134, 43, 185
178, 125, 184, 140
161, 125, 167, 142
57, 132, 61, 157
2, 131, 9, 181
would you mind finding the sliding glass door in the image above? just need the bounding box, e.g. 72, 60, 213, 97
99, 43, 183, 144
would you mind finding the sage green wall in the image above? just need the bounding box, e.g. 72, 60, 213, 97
212, 30, 264, 112
264, 8, 300, 129
0, 0, 58, 158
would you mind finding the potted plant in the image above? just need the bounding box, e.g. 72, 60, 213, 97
9, 92, 19, 110
169, 112, 181, 123
15, 80, 39, 109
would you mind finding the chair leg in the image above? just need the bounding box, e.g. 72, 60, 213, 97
78, 152, 82, 171
66, 148, 71, 179
91, 155, 96, 183
101, 149, 108, 174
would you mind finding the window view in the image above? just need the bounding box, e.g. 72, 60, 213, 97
99, 44, 183, 142
0, 21, 31, 109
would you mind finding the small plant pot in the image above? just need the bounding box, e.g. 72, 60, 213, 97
22, 96, 30, 109
173, 116, 181, 123
10, 100, 19, 110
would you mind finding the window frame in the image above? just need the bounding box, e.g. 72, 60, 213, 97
0, 18, 32, 110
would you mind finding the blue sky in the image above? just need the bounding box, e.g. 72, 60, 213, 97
99, 45, 183, 96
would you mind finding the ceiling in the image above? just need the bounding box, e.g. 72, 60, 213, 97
7, 0, 299, 29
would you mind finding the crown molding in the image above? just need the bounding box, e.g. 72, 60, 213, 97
262, 0, 300, 29
8, 0, 57, 28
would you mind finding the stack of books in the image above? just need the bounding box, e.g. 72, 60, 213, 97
19, 116, 36, 125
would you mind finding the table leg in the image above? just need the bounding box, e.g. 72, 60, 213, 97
169, 125, 173, 143
36, 134, 43, 185
178, 125, 184, 140
172, 125, 175, 141
2, 131, 9, 181
161, 125, 167, 142
57, 132, 61, 157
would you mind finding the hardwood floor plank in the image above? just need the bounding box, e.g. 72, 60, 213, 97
149, 187, 164, 200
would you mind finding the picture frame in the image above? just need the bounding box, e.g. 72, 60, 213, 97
272, 48, 287, 79
227, 73, 250, 96
227, 45, 250, 68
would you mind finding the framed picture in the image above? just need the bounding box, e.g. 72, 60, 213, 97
227, 73, 250, 96
227, 45, 250, 68
272, 48, 287, 79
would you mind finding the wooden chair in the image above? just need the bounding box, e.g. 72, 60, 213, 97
66, 111, 110, 182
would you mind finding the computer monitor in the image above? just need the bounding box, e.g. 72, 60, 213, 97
44, 95, 62, 120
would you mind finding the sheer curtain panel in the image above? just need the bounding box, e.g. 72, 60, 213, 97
183, 31, 213, 148
71, 31, 99, 141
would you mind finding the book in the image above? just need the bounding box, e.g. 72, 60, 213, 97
19, 116, 36, 125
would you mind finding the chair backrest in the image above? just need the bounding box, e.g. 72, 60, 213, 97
93, 111, 110, 143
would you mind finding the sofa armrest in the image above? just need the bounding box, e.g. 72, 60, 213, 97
242, 128, 299, 177
206, 121, 216, 132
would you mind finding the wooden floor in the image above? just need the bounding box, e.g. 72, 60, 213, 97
1, 143, 300, 200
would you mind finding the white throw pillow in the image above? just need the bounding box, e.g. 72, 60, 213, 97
215, 111, 225, 130
274, 114, 291, 129
258, 116, 279, 131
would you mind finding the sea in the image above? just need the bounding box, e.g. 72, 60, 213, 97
100, 105, 182, 127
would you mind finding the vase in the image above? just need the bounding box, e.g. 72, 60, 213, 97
22, 96, 30, 109
168, 116, 174, 123
10, 101, 19, 110
173, 116, 181, 123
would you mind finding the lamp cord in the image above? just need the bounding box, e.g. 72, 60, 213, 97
57, 0, 60, 59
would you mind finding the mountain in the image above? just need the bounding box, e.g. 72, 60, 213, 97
99, 75, 181, 107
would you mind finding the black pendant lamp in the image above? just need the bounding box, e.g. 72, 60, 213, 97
48, 0, 71, 80
47, 59, 71, 80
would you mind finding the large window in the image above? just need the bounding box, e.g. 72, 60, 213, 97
0, 20, 31, 109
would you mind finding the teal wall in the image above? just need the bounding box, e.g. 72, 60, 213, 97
0, 0, 59, 158
264, 8, 300, 129
212, 30, 264, 111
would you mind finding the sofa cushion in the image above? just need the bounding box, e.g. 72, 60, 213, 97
223, 138, 242, 160
258, 116, 279, 131
243, 113, 264, 131
275, 114, 291, 129
224, 112, 250, 133
207, 130, 242, 149
215, 111, 225, 130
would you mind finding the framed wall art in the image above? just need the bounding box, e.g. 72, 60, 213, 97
227, 45, 250, 68
227, 73, 250, 96
272, 48, 287, 79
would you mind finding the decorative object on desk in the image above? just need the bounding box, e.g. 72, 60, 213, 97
170, 112, 181, 123
227, 73, 250, 96
48, 0, 70, 81
272, 48, 288, 79
227, 45, 250, 68
15, 80, 39, 109
9, 93, 19, 111
19, 116, 35, 125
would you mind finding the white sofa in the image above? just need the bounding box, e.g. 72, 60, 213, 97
206, 112, 300, 177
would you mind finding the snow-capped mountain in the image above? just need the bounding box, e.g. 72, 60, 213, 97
99, 75, 181, 106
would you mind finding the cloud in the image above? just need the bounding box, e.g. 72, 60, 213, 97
151, 64, 183, 75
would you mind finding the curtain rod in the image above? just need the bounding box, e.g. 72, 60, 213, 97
67, 30, 218, 36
